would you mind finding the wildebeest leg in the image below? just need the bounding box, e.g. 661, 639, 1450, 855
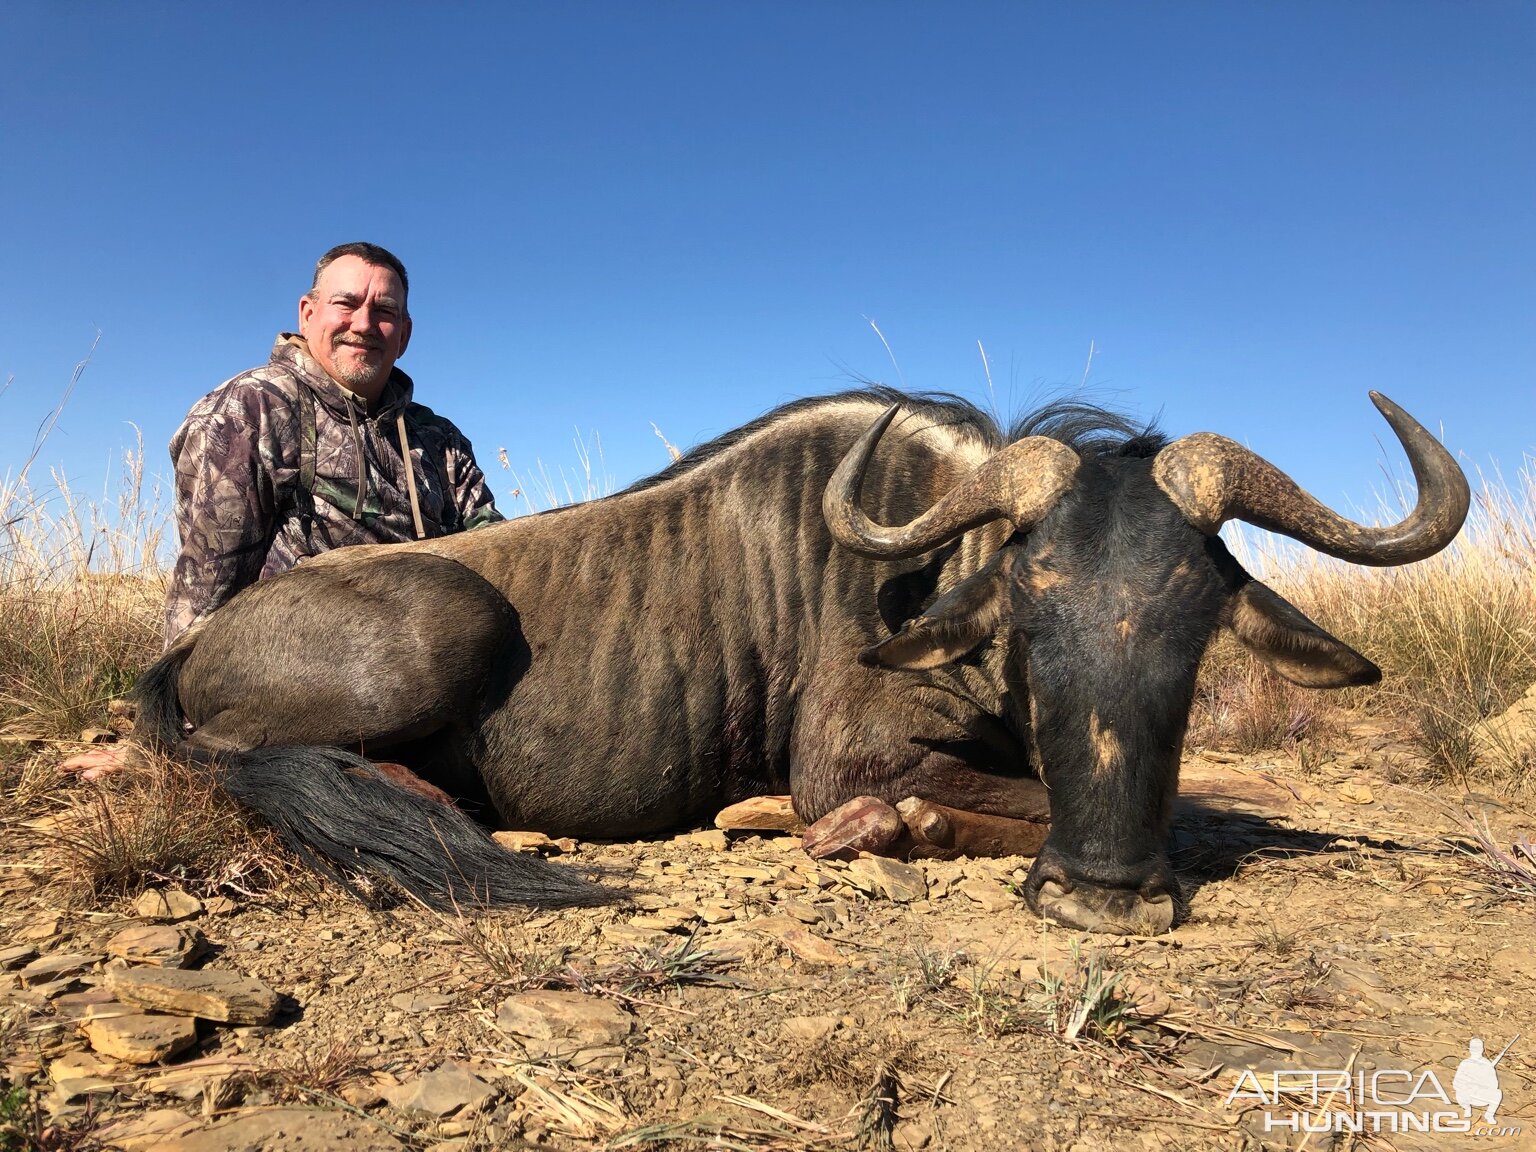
895, 797, 1050, 860
791, 662, 1052, 859
802, 790, 1051, 861
176, 552, 524, 794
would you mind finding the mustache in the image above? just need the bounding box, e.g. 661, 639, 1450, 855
335, 336, 383, 351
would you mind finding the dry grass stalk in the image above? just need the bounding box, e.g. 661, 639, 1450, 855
1, 412, 167, 743
33, 756, 285, 904
1453, 815, 1536, 899
513, 1066, 630, 1141
443, 917, 741, 1002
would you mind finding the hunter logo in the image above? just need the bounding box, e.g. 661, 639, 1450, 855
1224, 1034, 1522, 1137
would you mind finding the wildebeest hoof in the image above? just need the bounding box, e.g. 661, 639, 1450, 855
896, 797, 1051, 860
1031, 878, 1176, 936
802, 796, 904, 861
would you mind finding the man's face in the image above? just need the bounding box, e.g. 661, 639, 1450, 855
298, 255, 412, 398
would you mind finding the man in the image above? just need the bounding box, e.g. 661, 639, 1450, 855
63, 242, 502, 778
164, 241, 503, 642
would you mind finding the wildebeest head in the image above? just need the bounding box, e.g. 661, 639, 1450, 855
825, 392, 1469, 935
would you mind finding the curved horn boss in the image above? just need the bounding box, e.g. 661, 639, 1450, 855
1152, 391, 1470, 563
823, 403, 1080, 557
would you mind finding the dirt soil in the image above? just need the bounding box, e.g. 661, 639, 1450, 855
3, 722, 1534, 1152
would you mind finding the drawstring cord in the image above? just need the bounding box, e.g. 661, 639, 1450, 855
396, 411, 426, 540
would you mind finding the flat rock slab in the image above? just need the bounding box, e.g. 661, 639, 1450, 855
107, 924, 204, 968
845, 855, 927, 902
382, 1061, 498, 1117
83, 1012, 198, 1064
491, 830, 576, 854
956, 877, 1018, 913
744, 915, 848, 966
714, 795, 806, 833
17, 952, 100, 987
498, 990, 633, 1067
158, 1107, 402, 1151
0, 943, 38, 970
134, 888, 204, 922
107, 966, 279, 1025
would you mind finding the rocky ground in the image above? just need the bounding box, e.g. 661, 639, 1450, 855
3, 722, 1534, 1152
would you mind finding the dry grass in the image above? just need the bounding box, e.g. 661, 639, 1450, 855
2, 378, 167, 742
20, 755, 287, 905
1192, 460, 1536, 789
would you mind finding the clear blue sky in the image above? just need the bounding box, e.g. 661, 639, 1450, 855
3, 3, 1532, 523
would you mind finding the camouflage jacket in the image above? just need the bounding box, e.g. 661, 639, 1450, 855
165, 334, 503, 643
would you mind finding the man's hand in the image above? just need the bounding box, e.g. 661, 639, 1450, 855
58, 744, 140, 781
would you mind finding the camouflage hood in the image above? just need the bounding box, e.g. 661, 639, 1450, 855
164, 334, 503, 643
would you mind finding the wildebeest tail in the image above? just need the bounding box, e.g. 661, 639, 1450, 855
200, 745, 619, 911
129, 643, 194, 751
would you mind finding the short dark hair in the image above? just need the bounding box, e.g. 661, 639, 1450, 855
309, 242, 409, 302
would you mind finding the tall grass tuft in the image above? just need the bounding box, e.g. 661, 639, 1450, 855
0, 435, 168, 743
1194, 460, 1536, 789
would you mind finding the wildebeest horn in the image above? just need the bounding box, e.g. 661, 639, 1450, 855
825, 404, 1080, 560
1152, 391, 1470, 566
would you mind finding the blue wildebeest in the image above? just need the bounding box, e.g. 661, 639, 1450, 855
131, 388, 1467, 933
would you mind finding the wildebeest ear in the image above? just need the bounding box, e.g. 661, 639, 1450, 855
860, 559, 1010, 671
1227, 580, 1381, 688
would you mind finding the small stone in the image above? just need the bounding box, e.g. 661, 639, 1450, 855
51, 988, 123, 1018
133, 889, 203, 922
18, 953, 99, 987
17, 916, 62, 942
745, 916, 847, 965
678, 829, 729, 851
697, 901, 737, 924
377, 941, 405, 959
83, 1013, 197, 1064
778, 900, 829, 925
956, 878, 1018, 913
390, 992, 454, 1013
781, 1014, 840, 1043
339, 1081, 387, 1108
1337, 782, 1375, 805
630, 908, 696, 931
714, 796, 805, 833
893, 1119, 933, 1150
50, 1049, 120, 1086
845, 856, 927, 903
0, 944, 38, 970
496, 990, 633, 1066
80, 727, 118, 744
203, 896, 238, 916
106, 924, 203, 968
107, 966, 279, 1025
492, 830, 563, 854
383, 1061, 498, 1117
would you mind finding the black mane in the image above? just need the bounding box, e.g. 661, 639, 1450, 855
1010, 401, 1167, 459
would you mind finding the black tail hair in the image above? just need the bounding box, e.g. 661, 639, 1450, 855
131, 644, 194, 751
205, 746, 615, 910
129, 650, 618, 911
